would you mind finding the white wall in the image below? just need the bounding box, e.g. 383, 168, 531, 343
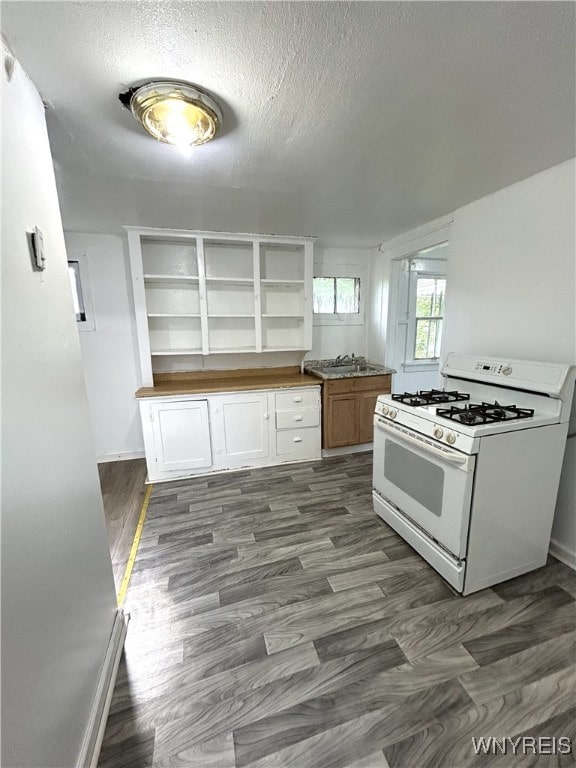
554, 435, 576, 567
1, 48, 118, 767
443, 159, 575, 364
367, 247, 389, 365
309, 246, 371, 360
65, 233, 144, 461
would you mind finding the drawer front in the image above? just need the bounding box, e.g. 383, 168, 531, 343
276, 388, 319, 410
276, 427, 321, 459
276, 407, 319, 430
325, 375, 391, 395
354, 374, 391, 392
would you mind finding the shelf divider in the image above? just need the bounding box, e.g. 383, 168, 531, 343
197, 237, 210, 356
253, 240, 262, 353
144, 274, 200, 282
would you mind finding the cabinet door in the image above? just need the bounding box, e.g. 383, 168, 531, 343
150, 400, 212, 473
324, 393, 359, 448
211, 393, 270, 465
359, 391, 380, 444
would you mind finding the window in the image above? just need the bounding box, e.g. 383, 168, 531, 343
384, 228, 449, 381
313, 277, 360, 314
413, 276, 446, 360
66, 254, 96, 331
68, 261, 86, 322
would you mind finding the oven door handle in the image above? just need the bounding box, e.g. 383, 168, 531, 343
374, 416, 474, 470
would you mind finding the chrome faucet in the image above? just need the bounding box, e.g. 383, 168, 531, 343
333, 352, 356, 366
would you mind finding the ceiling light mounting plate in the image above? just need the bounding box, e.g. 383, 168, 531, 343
119, 79, 222, 147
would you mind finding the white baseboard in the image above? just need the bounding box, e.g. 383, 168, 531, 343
549, 538, 576, 571
77, 608, 129, 768
322, 443, 373, 458
97, 450, 145, 463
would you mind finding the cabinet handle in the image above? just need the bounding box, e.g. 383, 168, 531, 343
293, 415, 303, 421
293, 437, 303, 443
264, 413, 270, 420
293, 396, 303, 402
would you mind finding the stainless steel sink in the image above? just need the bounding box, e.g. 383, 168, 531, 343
319, 364, 381, 374
321, 364, 359, 373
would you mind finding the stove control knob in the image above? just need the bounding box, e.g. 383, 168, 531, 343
433, 426, 444, 439
502, 365, 513, 376
382, 405, 389, 416
389, 408, 398, 420
445, 432, 456, 445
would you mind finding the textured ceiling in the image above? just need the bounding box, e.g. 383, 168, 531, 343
2, 1, 574, 247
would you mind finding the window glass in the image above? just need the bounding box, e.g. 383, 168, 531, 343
68, 261, 86, 322
414, 277, 445, 359
313, 277, 360, 314
313, 277, 336, 313
335, 277, 359, 313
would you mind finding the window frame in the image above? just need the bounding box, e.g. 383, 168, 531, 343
312, 263, 365, 327
405, 267, 446, 370
67, 253, 96, 331
382, 216, 451, 376
312, 276, 361, 316
410, 273, 446, 362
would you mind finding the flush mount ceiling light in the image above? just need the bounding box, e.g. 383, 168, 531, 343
119, 80, 222, 147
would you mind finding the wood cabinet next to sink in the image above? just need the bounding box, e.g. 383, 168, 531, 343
323, 374, 391, 448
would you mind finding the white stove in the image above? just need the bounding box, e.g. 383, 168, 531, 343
372, 353, 575, 594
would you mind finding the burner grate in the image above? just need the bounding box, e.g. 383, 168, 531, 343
436, 401, 535, 425
392, 389, 470, 407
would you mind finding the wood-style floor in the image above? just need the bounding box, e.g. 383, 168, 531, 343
98, 452, 576, 768
99, 458, 148, 590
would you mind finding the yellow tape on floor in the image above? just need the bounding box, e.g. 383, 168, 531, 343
117, 483, 153, 607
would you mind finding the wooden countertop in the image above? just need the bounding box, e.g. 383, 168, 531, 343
136, 366, 321, 398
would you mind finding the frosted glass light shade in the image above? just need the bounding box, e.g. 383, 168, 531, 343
128, 81, 222, 147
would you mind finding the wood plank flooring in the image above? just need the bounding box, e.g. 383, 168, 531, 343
97, 452, 576, 768
99, 458, 147, 590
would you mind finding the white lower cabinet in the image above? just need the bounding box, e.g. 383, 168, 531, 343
145, 399, 212, 475
210, 393, 270, 467
139, 385, 320, 482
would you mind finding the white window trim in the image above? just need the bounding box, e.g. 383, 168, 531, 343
405, 271, 445, 367
379, 216, 453, 258
384, 226, 450, 372
68, 252, 96, 332
313, 262, 366, 327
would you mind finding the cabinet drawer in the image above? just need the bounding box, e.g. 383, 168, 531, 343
276, 427, 320, 459
324, 375, 391, 395
275, 388, 319, 410
354, 374, 391, 392
276, 407, 319, 430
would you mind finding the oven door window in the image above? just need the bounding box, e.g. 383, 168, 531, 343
384, 440, 444, 516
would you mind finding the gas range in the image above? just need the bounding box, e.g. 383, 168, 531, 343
372, 353, 575, 595
376, 374, 563, 454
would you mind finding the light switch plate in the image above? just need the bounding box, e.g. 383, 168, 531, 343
31, 226, 46, 270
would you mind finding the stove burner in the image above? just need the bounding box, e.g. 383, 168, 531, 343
436, 401, 535, 425
392, 389, 471, 407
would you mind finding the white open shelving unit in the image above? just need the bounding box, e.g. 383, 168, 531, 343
126, 227, 315, 385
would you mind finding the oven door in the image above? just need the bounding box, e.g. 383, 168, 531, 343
373, 415, 476, 558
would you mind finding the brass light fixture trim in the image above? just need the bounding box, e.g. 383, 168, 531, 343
119, 80, 222, 147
